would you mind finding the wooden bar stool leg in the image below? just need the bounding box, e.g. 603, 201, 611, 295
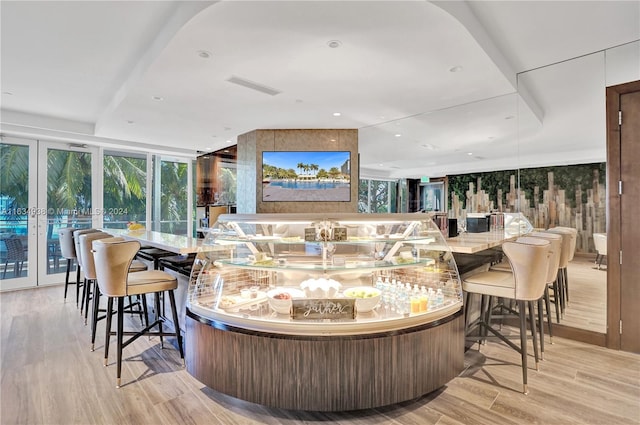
91, 281, 101, 351
141, 294, 149, 329
528, 301, 539, 371
116, 297, 125, 388
75, 266, 82, 307
155, 292, 164, 348
168, 289, 185, 363
544, 287, 554, 343
518, 300, 528, 395
537, 299, 545, 361
104, 297, 114, 367
63, 258, 72, 300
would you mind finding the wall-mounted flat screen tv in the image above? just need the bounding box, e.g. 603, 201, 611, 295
262, 151, 351, 202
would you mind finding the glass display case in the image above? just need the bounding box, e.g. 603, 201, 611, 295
187, 213, 462, 335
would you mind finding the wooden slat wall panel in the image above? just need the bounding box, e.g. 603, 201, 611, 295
186, 313, 464, 411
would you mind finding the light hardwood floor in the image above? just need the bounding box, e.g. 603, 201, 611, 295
1, 285, 638, 425
561, 255, 607, 333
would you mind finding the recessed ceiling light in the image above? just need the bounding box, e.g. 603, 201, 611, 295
224, 126, 231, 131
327, 40, 342, 48
2, 91, 13, 96
488, 136, 495, 139
422, 144, 434, 150
330, 139, 336, 142
226, 140, 233, 144
505, 115, 515, 120
333, 112, 341, 117
126, 120, 135, 124
152, 95, 164, 101
205, 146, 213, 150
467, 152, 473, 156
379, 163, 384, 167
449, 66, 463, 73
395, 134, 402, 137
197, 50, 212, 59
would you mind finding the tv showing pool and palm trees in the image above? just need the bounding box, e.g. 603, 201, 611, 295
262, 151, 351, 202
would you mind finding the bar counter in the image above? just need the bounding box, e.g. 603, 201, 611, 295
445, 229, 518, 254
104, 229, 203, 254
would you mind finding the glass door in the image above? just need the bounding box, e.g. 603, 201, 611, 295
36, 141, 98, 286
0, 138, 37, 290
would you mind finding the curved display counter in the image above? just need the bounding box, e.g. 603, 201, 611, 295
186, 213, 464, 411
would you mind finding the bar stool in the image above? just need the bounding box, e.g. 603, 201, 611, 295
79, 234, 147, 350
58, 227, 79, 302
545, 227, 575, 316
593, 233, 607, 269
72, 229, 100, 309
527, 231, 563, 352
93, 239, 184, 388
551, 226, 577, 304
463, 237, 551, 394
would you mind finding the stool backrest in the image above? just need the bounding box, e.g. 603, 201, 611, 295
78, 232, 110, 280
73, 229, 100, 270
545, 228, 573, 268
503, 237, 551, 301
93, 239, 140, 297
58, 227, 77, 260
554, 226, 578, 261
593, 233, 607, 256
528, 231, 563, 284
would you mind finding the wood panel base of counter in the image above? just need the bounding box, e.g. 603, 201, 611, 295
185, 311, 464, 411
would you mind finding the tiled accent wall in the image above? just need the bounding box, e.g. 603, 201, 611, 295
236, 129, 359, 214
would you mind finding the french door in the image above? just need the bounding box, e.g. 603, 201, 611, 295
0, 138, 98, 289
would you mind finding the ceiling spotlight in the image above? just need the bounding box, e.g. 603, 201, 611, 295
327, 40, 342, 48
379, 163, 384, 167
197, 50, 212, 59
330, 139, 336, 142
449, 66, 463, 73
395, 134, 402, 137
152, 95, 164, 101
467, 152, 473, 156
226, 140, 233, 144
333, 112, 341, 117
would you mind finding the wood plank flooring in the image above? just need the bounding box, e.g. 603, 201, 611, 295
561, 255, 607, 333
1, 285, 638, 425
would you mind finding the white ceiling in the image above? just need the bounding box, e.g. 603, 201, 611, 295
1, 1, 639, 179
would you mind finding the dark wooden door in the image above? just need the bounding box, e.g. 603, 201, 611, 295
607, 80, 640, 353
619, 89, 640, 353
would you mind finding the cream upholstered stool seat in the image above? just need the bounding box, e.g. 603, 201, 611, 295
526, 231, 563, 354
73, 228, 101, 312
545, 227, 576, 316
93, 239, 184, 388
79, 234, 148, 351
593, 232, 607, 269
463, 236, 551, 394
58, 227, 79, 302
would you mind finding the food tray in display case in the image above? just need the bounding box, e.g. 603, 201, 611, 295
187, 213, 463, 336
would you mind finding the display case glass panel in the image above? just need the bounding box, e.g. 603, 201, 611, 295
187, 213, 463, 335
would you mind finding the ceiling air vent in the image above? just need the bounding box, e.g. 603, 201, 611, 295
226, 76, 281, 96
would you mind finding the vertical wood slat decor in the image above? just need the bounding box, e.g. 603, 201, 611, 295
185, 312, 464, 412
449, 165, 606, 253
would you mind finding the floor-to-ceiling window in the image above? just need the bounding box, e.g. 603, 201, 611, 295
358, 179, 398, 213
153, 156, 191, 235
102, 151, 147, 229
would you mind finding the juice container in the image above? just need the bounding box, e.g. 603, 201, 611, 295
410, 296, 420, 313
419, 292, 428, 312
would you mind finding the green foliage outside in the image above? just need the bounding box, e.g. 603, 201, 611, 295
448, 163, 606, 210
359, 179, 397, 213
